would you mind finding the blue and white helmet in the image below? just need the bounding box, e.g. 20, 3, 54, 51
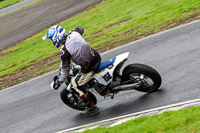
42, 25, 66, 48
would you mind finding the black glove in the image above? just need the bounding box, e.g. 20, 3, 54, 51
51, 76, 62, 90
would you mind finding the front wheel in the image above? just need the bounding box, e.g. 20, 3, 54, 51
122, 64, 162, 92
60, 88, 97, 111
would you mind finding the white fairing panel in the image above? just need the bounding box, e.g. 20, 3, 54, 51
93, 52, 129, 86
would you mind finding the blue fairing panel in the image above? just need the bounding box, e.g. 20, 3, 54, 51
96, 56, 116, 73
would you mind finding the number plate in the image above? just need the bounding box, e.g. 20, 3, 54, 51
102, 72, 112, 82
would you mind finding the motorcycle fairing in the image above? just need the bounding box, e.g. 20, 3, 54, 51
93, 52, 129, 86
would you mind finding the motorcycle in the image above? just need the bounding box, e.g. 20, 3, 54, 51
51, 52, 162, 111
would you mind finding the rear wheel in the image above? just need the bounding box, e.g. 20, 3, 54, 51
122, 64, 162, 92
60, 88, 97, 111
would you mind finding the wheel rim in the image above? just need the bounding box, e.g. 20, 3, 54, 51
129, 73, 154, 90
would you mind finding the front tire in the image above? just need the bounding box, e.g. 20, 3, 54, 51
60, 88, 97, 111
122, 64, 162, 92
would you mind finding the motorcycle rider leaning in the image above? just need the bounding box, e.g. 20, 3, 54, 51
42, 25, 101, 114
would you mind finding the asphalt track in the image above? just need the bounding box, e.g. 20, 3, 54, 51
0, 0, 39, 16
1, 19, 200, 133
0, 0, 102, 51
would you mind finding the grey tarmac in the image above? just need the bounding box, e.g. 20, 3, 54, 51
0, 0, 39, 16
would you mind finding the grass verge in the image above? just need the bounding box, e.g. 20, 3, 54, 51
0, 0, 22, 9
0, 0, 200, 90
0, 0, 44, 17
82, 106, 200, 133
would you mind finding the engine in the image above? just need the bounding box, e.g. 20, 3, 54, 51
88, 80, 108, 96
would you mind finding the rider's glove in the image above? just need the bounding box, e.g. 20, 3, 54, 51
51, 76, 63, 90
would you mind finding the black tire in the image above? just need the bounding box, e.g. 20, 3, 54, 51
122, 64, 162, 92
60, 88, 97, 111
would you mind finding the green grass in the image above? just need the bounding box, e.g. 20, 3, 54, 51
0, 0, 22, 9
82, 106, 200, 133
1, 0, 200, 77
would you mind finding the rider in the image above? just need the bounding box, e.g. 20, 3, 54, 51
42, 25, 101, 114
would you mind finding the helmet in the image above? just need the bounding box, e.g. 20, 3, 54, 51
42, 25, 66, 48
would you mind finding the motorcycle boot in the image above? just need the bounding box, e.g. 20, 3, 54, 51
82, 106, 98, 115
81, 92, 99, 115
77, 86, 87, 107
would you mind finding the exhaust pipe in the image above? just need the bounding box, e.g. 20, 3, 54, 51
113, 83, 141, 91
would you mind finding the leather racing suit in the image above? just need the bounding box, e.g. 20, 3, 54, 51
59, 27, 101, 96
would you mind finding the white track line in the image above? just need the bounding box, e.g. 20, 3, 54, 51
56, 98, 200, 133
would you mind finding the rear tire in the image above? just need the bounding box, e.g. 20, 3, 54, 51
122, 64, 162, 92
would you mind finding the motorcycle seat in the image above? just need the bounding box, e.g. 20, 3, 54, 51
96, 56, 116, 73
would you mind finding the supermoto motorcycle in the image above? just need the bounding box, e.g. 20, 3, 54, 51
51, 52, 162, 111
